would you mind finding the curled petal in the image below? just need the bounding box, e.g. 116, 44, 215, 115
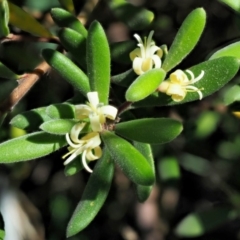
75, 105, 91, 119
70, 122, 86, 144
151, 55, 162, 69
101, 105, 118, 120
141, 58, 153, 72
89, 113, 102, 132
82, 150, 93, 173
87, 91, 99, 107
185, 85, 203, 100
130, 48, 141, 60
149, 45, 160, 56
133, 57, 145, 75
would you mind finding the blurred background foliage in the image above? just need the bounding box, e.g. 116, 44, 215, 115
1, 0, 240, 239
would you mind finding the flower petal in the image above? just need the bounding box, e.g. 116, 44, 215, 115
133, 57, 145, 75
130, 48, 141, 60
101, 105, 118, 120
87, 91, 99, 107
151, 55, 162, 69
89, 113, 102, 132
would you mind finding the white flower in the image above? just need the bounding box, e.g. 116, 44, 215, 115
75, 92, 118, 132
158, 69, 204, 102
63, 123, 102, 173
130, 30, 163, 75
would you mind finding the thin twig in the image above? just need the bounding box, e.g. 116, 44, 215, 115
0, 33, 61, 45
117, 101, 133, 117
0, 61, 50, 118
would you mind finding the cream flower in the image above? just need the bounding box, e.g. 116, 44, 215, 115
158, 69, 204, 102
130, 30, 163, 75
75, 92, 118, 132
63, 123, 102, 173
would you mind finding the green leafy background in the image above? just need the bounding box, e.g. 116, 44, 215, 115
1, 0, 240, 240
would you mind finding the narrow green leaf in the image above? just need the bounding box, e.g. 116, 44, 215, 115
10, 107, 51, 131
0, 0, 9, 37
223, 85, 240, 105
162, 8, 206, 72
58, 0, 75, 14
218, 0, 240, 12
133, 142, 155, 202
46, 103, 75, 119
40, 119, 77, 135
111, 69, 136, 87
115, 118, 183, 144
110, 40, 135, 64
0, 62, 18, 79
42, 49, 90, 96
134, 56, 240, 108
58, 28, 86, 68
209, 41, 240, 60
125, 69, 166, 102
109, 0, 154, 30
87, 21, 110, 104
9, 2, 52, 37
175, 206, 237, 237
67, 149, 114, 237
51, 8, 87, 37
0, 132, 66, 163
101, 131, 154, 186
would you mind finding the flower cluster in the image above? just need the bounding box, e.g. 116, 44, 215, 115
158, 69, 204, 102
62, 92, 118, 173
130, 31, 163, 76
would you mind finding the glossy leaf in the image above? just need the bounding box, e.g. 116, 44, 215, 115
133, 142, 155, 202
87, 21, 110, 104
42, 49, 90, 96
134, 56, 240, 108
110, 40, 135, 64
46, 103, 75, 119
0, 62, 18, 79
10, 107, 51, 131
218, 0, 240, 12
67, 150, 114, 237
51, 8, 87, 37
0, 0, 9, 37
0, 132, 66, 163
175, 206, 237, 237
109, 0, 154, 30
58, 28, 86, 68
101, 131, 154, 186
158, 157, 180, 181
162, 8, 206, 72
223, 85, 240, 105
115, 118, 183, 144
111, 69, 136, 87
209, 42, 240, 60
59, 0, 75, 14
9, 2, 52, 37
125, 69, 166, 102
40, 119, 77, 135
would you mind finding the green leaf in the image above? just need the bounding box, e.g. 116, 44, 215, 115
133, 142, 155, 202
110, 40, 135, 64
101, 131, 154, 186
42, 49, 90, 96
0, 132, 66, 163
40, 119, 77, 135
58, 28, 86, 68
162, 8, 206, 72
209, 41, 240, 60
67, 149, 114, 237
51, 8, 87, 37
0, 229, 4, 240
218, 0, 240, 12
109, 0, 154, 30
8, 2, 52, 37
175, 206, 237, 237
58, 0, 75, 14
0, 0, 9, 37
125, 69, 166, 102
158, 156, 180, 181
46, 103, 75, 119
0, 62, 18, 79
223, 85, 240, 105
10, 107, 51, 131
134, 56, 240, 108
111, 69, 136, 87
115, 118, 183, 144
87, 21, 110, 104
64, 156, 83, 176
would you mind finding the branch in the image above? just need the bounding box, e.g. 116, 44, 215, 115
0, 61, 50, 118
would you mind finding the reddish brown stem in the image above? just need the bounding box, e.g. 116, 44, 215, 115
0, 61, 50, 118
117, 101, 133, 117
